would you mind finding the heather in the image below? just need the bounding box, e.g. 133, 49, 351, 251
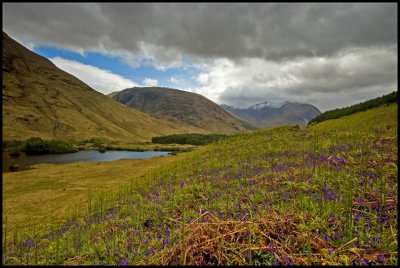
2, 104, 397, 265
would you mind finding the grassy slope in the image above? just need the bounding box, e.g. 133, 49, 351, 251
109, 87, 255, 135
2, 32, 201, 143
3, 103, 397, 265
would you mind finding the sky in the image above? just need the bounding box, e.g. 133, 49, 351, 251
2, 2, 398, 111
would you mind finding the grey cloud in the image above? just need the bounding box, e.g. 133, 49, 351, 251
285, 46, 397, 94
219, 85, 289, 109
3, 3, 397, 62
3, 3, 397, 111
218, 46, 397, 111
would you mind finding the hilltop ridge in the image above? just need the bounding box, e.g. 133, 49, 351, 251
109, 87, 256, 135
2, 32, 202, 142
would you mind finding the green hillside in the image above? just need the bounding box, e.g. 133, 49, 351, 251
2, 32, 202, 143
3, 103, 397, 265
109, 87, 256, 135
309, 91, 397, 124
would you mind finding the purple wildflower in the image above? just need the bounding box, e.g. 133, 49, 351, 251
282, 255, 292, 265
24, 239, 35, 248
214, 191, 222, 198
333, 231, 339, 239
323, 234, 329, 242
252, 204, 258, 213
328, 249, 332, 255
376, 254, 384, 264
361, 258, 369, 265
378, 215, 388, 224
357, 198, 363, 205
117, 257, 129, 266
373, 237, 380, 244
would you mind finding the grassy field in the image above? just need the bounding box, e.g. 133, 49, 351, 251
2, 154, 188, 239
2, 103, 397, 265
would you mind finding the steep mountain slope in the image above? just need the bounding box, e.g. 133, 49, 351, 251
109, 87, 255, 134
221, 101, 321, 129
2, 32, 201, 142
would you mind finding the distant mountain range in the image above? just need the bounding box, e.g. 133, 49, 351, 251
109, 87, 256, 134
221, 101, 321, 129
2, 32, 203, 142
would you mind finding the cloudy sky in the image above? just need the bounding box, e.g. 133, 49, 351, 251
3, 3, 397, 111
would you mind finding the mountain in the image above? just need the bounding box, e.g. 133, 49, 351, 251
221, 101, 321, 129
109, 87, 256, 134
2, 32, 202, 143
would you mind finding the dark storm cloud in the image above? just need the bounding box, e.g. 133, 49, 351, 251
3, 3, 397, 62
2, 3, 397, 110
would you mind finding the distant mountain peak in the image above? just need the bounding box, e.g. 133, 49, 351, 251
221, 100, 321, 129
251, 101, 286, 110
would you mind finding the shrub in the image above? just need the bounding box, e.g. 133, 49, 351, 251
23, 137, 77, 154
9, 148, 21, 157
151, 134, 228, 145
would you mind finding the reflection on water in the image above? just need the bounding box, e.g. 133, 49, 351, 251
3, 150, 170, 173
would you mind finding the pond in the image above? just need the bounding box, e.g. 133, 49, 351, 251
3, 150, 171, 172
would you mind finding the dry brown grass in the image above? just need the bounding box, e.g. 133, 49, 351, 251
144, 210, 378, 265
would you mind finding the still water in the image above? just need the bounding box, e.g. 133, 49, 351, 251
3, 150, 170, 172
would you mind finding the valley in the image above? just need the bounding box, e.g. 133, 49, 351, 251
2, 4, 398, 265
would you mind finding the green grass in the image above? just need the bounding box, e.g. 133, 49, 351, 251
2, 103, 397, 265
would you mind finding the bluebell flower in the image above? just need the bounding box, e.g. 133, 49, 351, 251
376, 254, 384, 264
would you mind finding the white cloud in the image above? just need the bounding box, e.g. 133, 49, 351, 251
169, 76, 183, 84
143, 77, 158, 87
50, 57, 138, 94
187, 46, 397, 111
